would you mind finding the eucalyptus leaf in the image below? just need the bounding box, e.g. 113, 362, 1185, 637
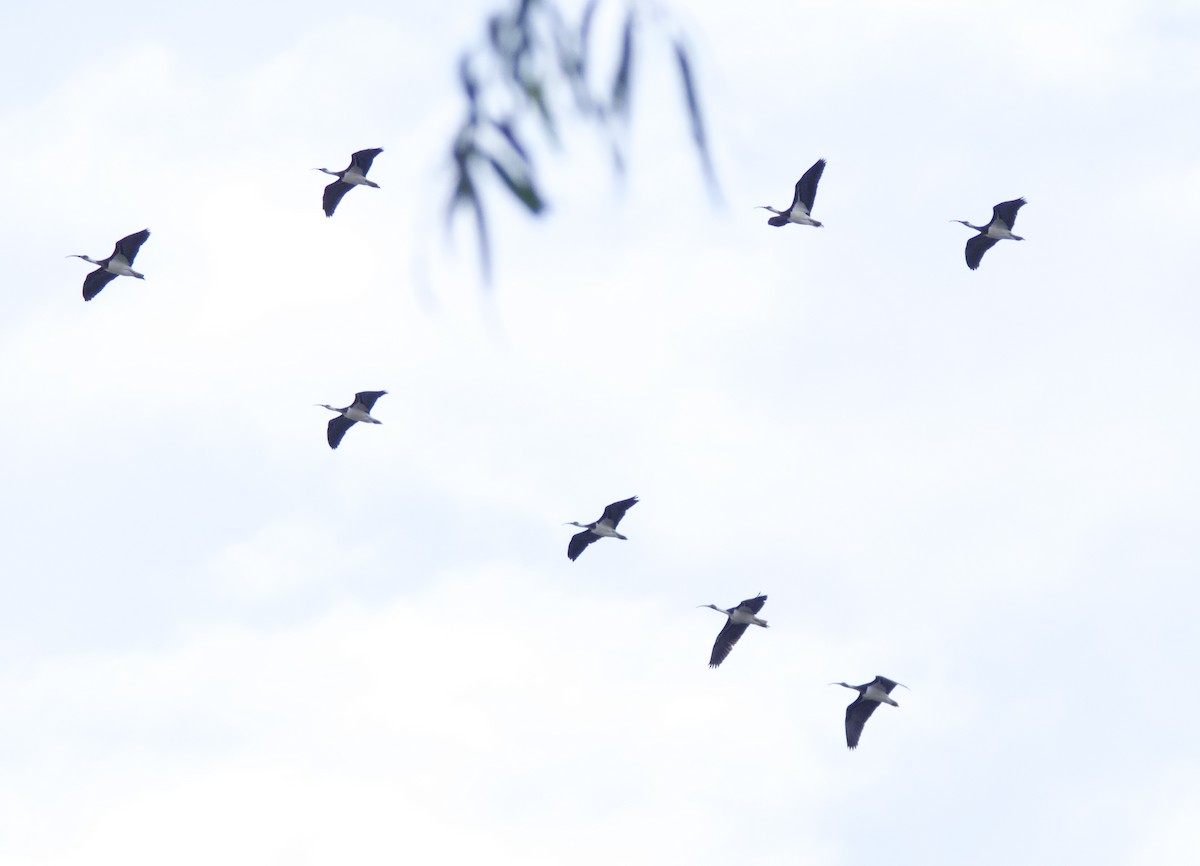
488, 156, 545, 214
611, 12, 635, 119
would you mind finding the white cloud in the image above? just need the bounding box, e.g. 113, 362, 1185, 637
0, 568, 849, 865
208, 519, 375, 602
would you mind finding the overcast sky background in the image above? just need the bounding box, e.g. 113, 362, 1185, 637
2, 1, 1199, 864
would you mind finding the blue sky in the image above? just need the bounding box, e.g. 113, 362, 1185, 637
2, 1, 1199, 864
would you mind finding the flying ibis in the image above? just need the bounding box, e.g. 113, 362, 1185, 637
316, 148, 383, 217
953, 198, 1026, 270
317, 390, 387, 449
700, 594, 768, 668
68, 229, 150, 301
564, 496, 638, 561
760, 159, 826, 227
831, 675, 906, 750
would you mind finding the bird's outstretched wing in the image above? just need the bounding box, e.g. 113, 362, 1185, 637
739, 594, 768, 615
115, 229, 150, 265
351, 148, 384, 175
82, 268, 118, 301
602, 496, 639, 527
871, 675, 901, 695
327, 415, 357, 449
767, 214, 790, 227
991, 197, 1026, 230
845, 697, 881, 749
709, 619, 750, 668
568, 529, 598, 561
323, 180, 352, 217
965, 234, 999, 270
354, 390, 388, 413
794, 158, 826, 212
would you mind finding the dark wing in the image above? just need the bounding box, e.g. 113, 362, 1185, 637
82, 268, 118, 301
738, 594, 768, 615
871, 675, 901, 695
327, 415, 356, 449
767, 214, 789, 227
601, 496, 639, 526
793, 158, 826, 212
708, 619, 750, 668
351, 148, 384, 175
991, 197, 1026, 230
845, 696, 881, 749
114, 229, 150, 265
568, 529, 598, 561
965, 234, 998, 270
323, 180, 352, 217
354, 390, 388, 413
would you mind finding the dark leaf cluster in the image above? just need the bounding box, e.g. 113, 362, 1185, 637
447, 0, 714, 281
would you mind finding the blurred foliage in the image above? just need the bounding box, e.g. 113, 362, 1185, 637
448, 0, 715, 281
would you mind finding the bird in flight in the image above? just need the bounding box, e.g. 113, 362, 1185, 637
564, 496, 639, 561
759, 159, 826, 227
68, 229, 151, 301
316, 148, 384, 217
952, 197, 1027, 270
316, 390, 387, 449
700, 594, 768, 668
831, 675, 906, 749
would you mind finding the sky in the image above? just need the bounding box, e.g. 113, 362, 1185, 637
2, 0, 1199, 864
